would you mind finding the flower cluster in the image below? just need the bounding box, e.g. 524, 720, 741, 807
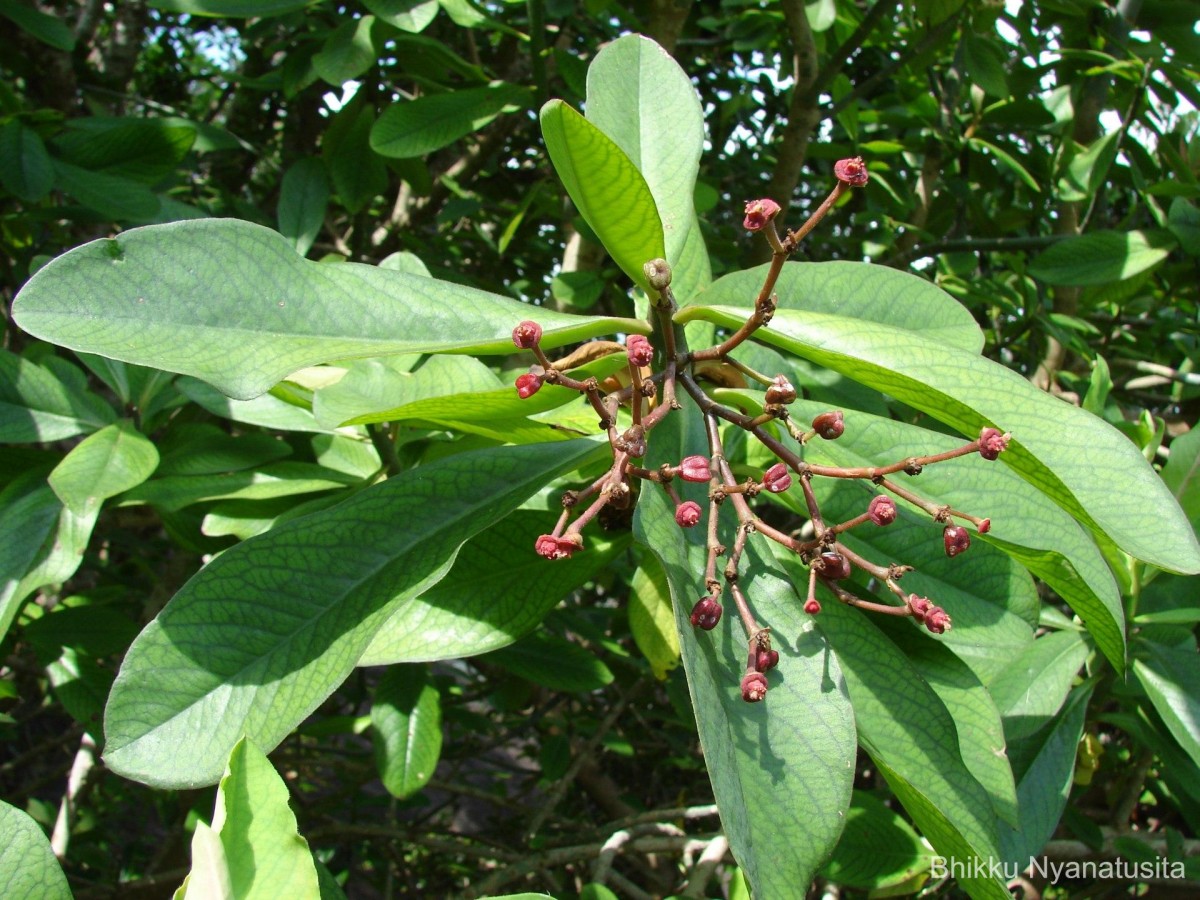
510, 158, 1010, 702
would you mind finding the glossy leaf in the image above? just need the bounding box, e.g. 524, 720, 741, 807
585, 35, 711, 304
0, 120, 54, 202
0, 800, 71, 900
365, 0, 439, 32
0, 477, 63, 641
540, 99, 666, 295
989, 630, 1089, 741
360, 510, 626, 665
372, 666, 443, 798
487, 630, 614, 693
277, 158, 329, 257
0, 350, 117, 442
628, 553, 680, 679
819, 791, 933, 890
677, 297, 1200, 579
1133, 639, 1200, 769
322, 100, 387, 214
13, 219, 647, 400
314, 16, 379, 86
103, 438, 603, 788
49, 419, 160, 515
634, 408, 856, 898
1029, 230, 1175, 286
117, 461, 358, 512
371, 83, 530, 158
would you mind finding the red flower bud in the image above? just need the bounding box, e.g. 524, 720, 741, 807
979, 427, 1010, 461
762, 462, 792, 493
675, 500, 702, 528
907, 594, 933, 622
626, 334, 653, 367
819, 551, 851, 581
743, 198, 781, 232
978, 518, 991, 534
943, 524, 971, 558
535, 533, 582, 561
925, 606, 952, 634
690, 597, 722, 630
741, 671, 769, 702
811, 410, 844, 440
764, 375, 796, 405
512, 320, 542, 349
833, 157, 869, 187
679, 455, 711, 483
867, 495, 897, 526
754, 649, 780, 672
515, 372, 543, 399
804, 598, 822, 615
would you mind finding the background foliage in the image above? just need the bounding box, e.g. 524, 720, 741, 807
2, 0, 1199, 898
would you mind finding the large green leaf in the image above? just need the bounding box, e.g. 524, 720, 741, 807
13, 219, 646, 400
371, 666, 443, 798
117, 461, 359, 512
0, 800, 71, 900
371, 83, 530, 158
486, 630, 614, 693
1029, 230, 1175, 286
1133, 638, 1200, 769
0, 477, 64, 641
584, 35, 711, 304
989, 630, 1089, 741
103, 438, 604, 788
819, 791, 934, 890
360, 510, 625, 665
277, 158, 329, 257
633, 407, 856, 897
677, 297, 1200, 577
0, 350, 117, 443
0, 120, 54, 202
540, 100, 666, 295
812, 600, 1010, 900
48, 419, 160, 515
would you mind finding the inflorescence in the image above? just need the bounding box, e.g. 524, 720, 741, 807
511, 158, 1011, 702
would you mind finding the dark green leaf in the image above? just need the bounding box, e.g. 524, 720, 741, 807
314, 16, 379, 86
0, 0, 74, 49
103, 438, 603, 787
1161, 422, 1200, 527
820, 791, 934, 889
278, 158, 329, 257
50, 160, 160, 221
1133, 638, 1200, 769
0, 477, 63, 641
322, 101, 387, 213
0, 800, 71, 900
52, 118, 196, 184
961, 35, 1010, 98
0, 350, 116, 443
989, 630, 1089, 741
146, 0, 311, 15
0, 120, 54, 202
1029, 230, 1176, 286
13, 219, 647, 400
371, 666, 443, 798
486, 631, 614, 693
371, 83, 530, 158
364, 0, 439, 33
968, 137, 1040, 192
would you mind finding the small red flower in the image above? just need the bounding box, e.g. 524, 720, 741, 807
515, 372, 543, 399
762, 462, 792, 494
535, 533, 582, 560
764, 375, 796, 405
979, 427, 1010, 461
907, 594, 933, 622
812, 410, 844, 440
675, 500, 702, 528
512, 320, 542, 349
804, 598, 822, 615
690, 597, 722, 630
679, 455, 711, 483
741, 671, 769, 702
626, 334, 653, 367
743, 198, 781, 232
925, 606, 952, 634
943, 524, 971, 558
868, 495, 897, 526
833, 157, 869, 187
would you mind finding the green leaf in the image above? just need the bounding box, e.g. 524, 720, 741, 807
0, 478, 71, 642
486, 630, 614, 693
117, 461, 356, 512
634, 407, 856, 898
1058, 132, 1120, 203
806, 0, 837, 31
0, 0, 75, 50
961, 35, 1009, 98
0, 800, 71, 900
13, 219, 647, 400
813, 599, 1008, 900
371, 83, 530, 158
359, 510, 626, 665
103, 438, 602, 788
156, 424, 293, 477
989, 630, 1089, 741
52, 117, 196, 184
540, 99, 666, 295
204, 738, 320, 899
0, 120, 54, 202
1161, 423, 1200, 527
371, 666, 443, 798
676, 296, 1200, 580
146, 0, 311, 15
50, 160, 161, 220
1167, 198, 1200, 256
278, 158, 329, 257
0, 350, 117, 443
314, 16, 379, 86
364, 0, 439, 33
48, 419, 160, 515
322, 99, 387, 213
968, 137, 1041, 192
997, 682, 1094, 865
628, 553, 680, 679
1133, 639, 1200, 769
180, 821, 232, 899
584, 34, 711, 304
1029, 230, 1176, 286
177, 378, 335, 433
46, 645, 112, 738
820, 791, 934, 890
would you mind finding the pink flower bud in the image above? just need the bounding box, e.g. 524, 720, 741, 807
925, 606, 952, 634
512, 320, 542, 349
675, 500, 702, 528
741, 671, 769, 702
812, 410, 844, 440
515, 372, 543, 399
679, 455, 711, 483
833, 157, 869, 187
754, 648, 780, 672
764, 375, 796, 405
978, 518, 991, 534
907, 594, 933, 622
743, 198, 781, 232
762, 462, 792, 494
979, 427, 1010, 461
804, 598, 822, 615
690, 597, 722, 630
943, 524, 971, 558
626, 334, 653, 367
867, 495, 896, 526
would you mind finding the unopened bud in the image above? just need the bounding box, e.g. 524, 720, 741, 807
512, 320, 542, 349
515, 372, 543, 399
675, 500, 702, 528
925, 606, 952, 634
690, 597, 722, 630
762, 462, 792, 493
643, 258, 672, 290
979, 427, 1010, 461
804, 598, 822, 615
812, 410, 844, 440
626, 334, 653, 367
679, 455, 711, 483
754, 649, 780, 672
867, 495, 896, 526
943, 524, 971, 558
764, 375, 796, 405
819, 551, 851, 581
